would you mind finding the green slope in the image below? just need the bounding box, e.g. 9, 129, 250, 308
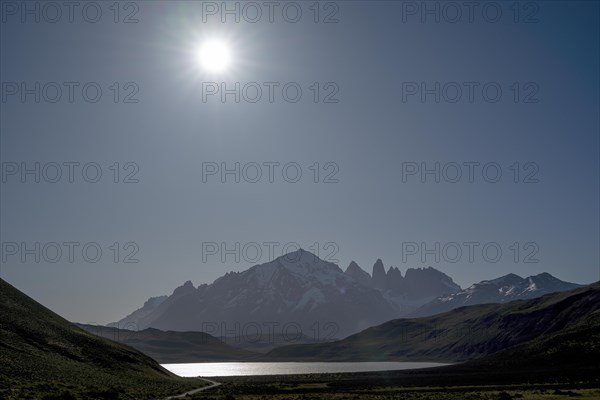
0, 278, 203, 400
469, 303, 600, 369
76, 323, 260, 363
265, 282, 600, 364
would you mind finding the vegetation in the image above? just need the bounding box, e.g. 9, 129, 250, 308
265, 283, 600, 363
76, 323, 259, 363
0, 278, 207, 399
186, 371, 600, 400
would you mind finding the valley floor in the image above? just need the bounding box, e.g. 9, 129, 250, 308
189, 386, 600, 400
185, 368, 600, 400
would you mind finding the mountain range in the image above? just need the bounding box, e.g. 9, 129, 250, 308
409, 272, 583, 317
112, 250, 582, 340
111, 249, 467, 338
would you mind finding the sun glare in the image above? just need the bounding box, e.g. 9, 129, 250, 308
196, 40, 232, 73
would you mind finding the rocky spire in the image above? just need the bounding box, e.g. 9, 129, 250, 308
371, 259, 387, 289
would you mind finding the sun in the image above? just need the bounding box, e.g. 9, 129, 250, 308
196, 40, 232, 73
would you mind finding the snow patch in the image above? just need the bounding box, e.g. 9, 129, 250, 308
293, 287, 325, 311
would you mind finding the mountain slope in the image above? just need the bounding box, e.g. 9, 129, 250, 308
265, 282, 600, 363
469, 301, 600, 369
107, 294, 168, 330
0, 278, 202, 399
76, 323, 260, 362
411, 272, 583, 317
108, 281, 195, 331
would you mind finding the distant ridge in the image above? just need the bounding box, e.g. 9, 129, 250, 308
76, 323, 260, 363
410, 272, 583, 317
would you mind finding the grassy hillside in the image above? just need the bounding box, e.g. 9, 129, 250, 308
0, 278, 205, 400
76, 323, 260, 363
265, 282, 600, 363
469, 302, 600, 370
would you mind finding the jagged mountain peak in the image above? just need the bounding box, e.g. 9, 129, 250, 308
209, 249, 342, 290
172, 280, 196, 296
372, 259, 387, 288
273, 248, 324, 266
387, 267, 402, 279
253, 250, 342, 279
345, 261, 372, 286
486, 273, 524, 286
530, 272, 568, 283
346, 260, 364, 274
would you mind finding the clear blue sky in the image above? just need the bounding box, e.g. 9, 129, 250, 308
1, 1, 598, 324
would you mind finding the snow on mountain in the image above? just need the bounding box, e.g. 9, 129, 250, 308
410, 272, 583, 317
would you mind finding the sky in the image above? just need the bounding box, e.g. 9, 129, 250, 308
1, 1, 599, 325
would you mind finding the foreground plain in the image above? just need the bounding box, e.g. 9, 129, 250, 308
186, 369, 600, 400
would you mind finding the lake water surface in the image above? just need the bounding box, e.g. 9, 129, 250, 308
162, 362, 449, 377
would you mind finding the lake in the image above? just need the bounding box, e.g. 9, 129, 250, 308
162, 362, 449, 377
